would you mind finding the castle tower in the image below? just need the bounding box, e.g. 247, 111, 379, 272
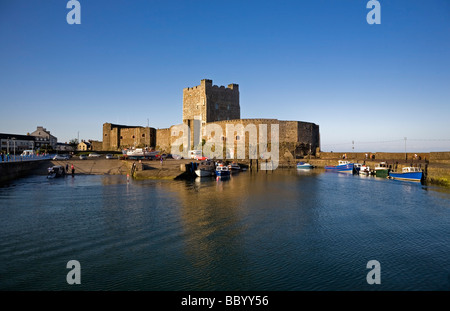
182, 79, 240, 149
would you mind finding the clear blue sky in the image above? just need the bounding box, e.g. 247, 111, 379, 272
1, 0, 449, 152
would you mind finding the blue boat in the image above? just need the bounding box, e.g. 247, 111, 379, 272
297, 162, 313, 169
389, 167, 423, 182
215, 164, 230, 177
324, 160, 354, 173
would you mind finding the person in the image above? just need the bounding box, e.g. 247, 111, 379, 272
160, 156, 163, 166
71, 164, 75, 176
0, 152, 3, 162
66, 163, 69, 173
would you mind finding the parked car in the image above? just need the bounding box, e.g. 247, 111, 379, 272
53, 154, 70, 160
88, 153, 101, 158
79, 154, 88, 160
105, 154, 115, 159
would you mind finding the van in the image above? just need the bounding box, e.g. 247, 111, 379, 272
21, 150, 35, 156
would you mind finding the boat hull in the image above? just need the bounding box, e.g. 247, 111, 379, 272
375, 169, 389, 178
215, 170, 230, 177
195, 169, 214, 177
389, 171, 423, 182
324, 163, 354, 173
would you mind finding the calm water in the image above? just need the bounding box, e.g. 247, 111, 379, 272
1, 169, 450, 291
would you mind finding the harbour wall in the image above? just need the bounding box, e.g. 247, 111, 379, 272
0, 160, 51, 183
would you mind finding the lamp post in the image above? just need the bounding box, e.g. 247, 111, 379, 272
404, 137, 407, 161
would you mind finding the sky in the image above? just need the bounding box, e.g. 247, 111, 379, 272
0, 0, 449, 152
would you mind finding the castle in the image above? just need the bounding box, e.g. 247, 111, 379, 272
102, 79, 320, 159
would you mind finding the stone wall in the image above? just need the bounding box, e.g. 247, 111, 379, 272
102, 123, 156, 151
156, 128, 171, 153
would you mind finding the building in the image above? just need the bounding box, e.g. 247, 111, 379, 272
29, 126, 57, 150
77, 141, 91, 151
102, 123, 156, 151
56, 142, 75, 152
0, 133, 36, 154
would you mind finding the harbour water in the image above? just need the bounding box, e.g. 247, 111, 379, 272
1, 170, 450, 291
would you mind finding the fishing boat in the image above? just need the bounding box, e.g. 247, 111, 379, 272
359, 165, 371, 175
47, 165, 66, 179
389, 167, 423, 182
374, 162, 390, 178
195, 160, 215, 177
215, 163, 231, 177
324, 160, 354, 173
297, 162, 313, 169
353, 163, 362, 173
228, 162, 241, 171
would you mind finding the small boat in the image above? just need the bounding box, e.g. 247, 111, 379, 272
215, 164, 231, 177
359, 165, 371, 175
228, 162, 241, 171
297, 162, 313, 169
47, 165, 66, 179
195, 160, 215, 177
374, 162, 390, 178
325, 160, 354, 173
389, 167, 423, 182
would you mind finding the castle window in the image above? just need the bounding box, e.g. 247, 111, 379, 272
120, 136, 123, 139
132, 135, 135, 139
105, 134, 108, 137
142, 134, 145, 137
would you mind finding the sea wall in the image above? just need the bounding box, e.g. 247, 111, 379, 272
0, 160, 51, 183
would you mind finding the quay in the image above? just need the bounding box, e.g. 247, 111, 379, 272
1, 151, 450, 188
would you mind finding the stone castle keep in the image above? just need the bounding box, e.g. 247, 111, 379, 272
102, 79, 320, 159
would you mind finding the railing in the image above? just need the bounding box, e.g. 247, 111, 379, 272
0, 154, 54, 163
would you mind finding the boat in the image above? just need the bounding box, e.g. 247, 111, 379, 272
374, 162, 390, 178
389, 167, 423, 182
195, 160, 215, 177
215, 163, 231, 177
228, 162, 241, 171
47, 165, 66, 178
359, 165, 371, 175
297, 162, 313, 169
324, 160, 354, 173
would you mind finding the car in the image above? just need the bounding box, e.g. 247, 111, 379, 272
88, 153, 101, 158
105, 154, 115, 159
53, 154, 70, 160
79, 154, 88, 160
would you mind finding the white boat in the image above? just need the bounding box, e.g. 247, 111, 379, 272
195, 160, 215, 177
359, 165, 371, 175
297, 162, 313, 169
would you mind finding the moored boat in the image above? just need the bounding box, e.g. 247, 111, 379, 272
297, 162, 313, 169
389, 167, 423, 182
325, 160, 354, 173
228, 162, 241, 171
215, 163, 231, 177
359, 165, 371, 175
47, 165, 66, 179
374, 162, 390, 178
195, 160, 215, 177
